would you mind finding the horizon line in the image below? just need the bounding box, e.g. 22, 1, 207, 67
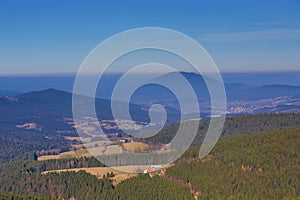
1, 70, 300, 77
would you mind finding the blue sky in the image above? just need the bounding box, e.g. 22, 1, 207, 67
0, 0, 300, 74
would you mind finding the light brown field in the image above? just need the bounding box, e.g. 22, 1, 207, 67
38, 137, 145, 161
122, 142, 149, 152
37, 155, 61, 161
70, 140, 106, 150
42, 165, 150, 185
38, 144, 123, 161
38, 149, 90, 161
64, 136, 91, 143
105, 145, 123, 154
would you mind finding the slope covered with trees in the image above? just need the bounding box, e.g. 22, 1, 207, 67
2, 129, 299, 199
0, 171, 114, 200
0, 124, 69, 164
166, 129, 300, 199
114, 174, 194, 200
0, 171, 193, 200
148, 113, 300, 146
0, 113, 299, 199
0, 193, 51, 200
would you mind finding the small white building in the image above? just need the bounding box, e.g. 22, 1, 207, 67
150, 165, 162, 170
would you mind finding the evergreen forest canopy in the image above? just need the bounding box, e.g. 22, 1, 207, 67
0, 113, 299, 199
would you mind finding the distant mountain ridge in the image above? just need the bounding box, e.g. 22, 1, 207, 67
0, 89, 161, 137
1, 72, 300, 117
120, 72, 300, 115
107, 71, 300, 103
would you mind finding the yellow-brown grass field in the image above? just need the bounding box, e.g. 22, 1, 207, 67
38, 145, 123, 161
42, 165, 150, 185
122, 142, 149, 152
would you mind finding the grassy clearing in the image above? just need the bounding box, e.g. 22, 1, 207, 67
37, 155, 61, 161
64, 136, 91, 143
122, 142, 149, 152
38, 144, 123, 161
105, 145, 123, 155
42, 165, 150, 185
37, 149, 90, 161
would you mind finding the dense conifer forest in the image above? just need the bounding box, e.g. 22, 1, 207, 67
0, 113, 299, 199
167, 129, 300, 199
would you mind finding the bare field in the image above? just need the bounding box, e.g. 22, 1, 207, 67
38, 134, 124, 161
37, 155, 61, 161
37, 149, 90, 161
38, 145, 123, 161
42, 165, 150, 185
105, 145, 123, 155
122, 142, 149, 152
64, 136, 91, 143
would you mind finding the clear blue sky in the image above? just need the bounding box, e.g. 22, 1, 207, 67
0, 0, 300, 75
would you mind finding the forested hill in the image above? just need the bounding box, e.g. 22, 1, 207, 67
0, 113, 299, 167
148, 112, 300, 145
0, 129, 299, 199
166, 129, 300, 199
0, 98, 300, 199
0, 193, 50, 200
0, 88, 151, 127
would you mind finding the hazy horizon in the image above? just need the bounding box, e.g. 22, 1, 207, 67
1, 71, 300, 95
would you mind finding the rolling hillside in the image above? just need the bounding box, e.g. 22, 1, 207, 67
0, 129, 299, 199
